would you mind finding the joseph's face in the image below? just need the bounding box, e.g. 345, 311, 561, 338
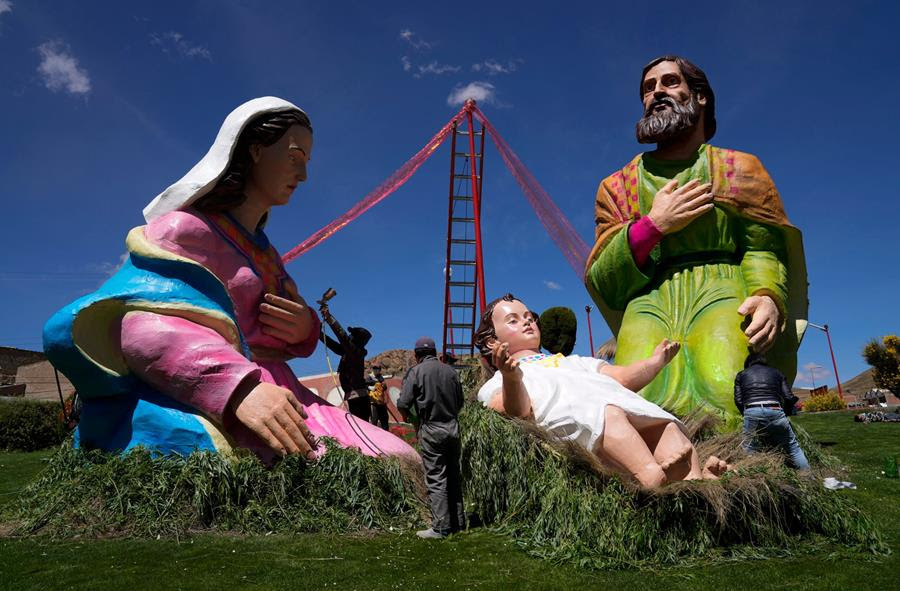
490, 299, 541, 355
641, 61, 692, 116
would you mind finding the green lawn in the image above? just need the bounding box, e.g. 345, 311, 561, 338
0, 411, 896, 591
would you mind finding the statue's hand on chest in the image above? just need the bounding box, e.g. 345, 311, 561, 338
647, 179, 714, 235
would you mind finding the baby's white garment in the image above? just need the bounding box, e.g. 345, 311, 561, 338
477, 353, 682, 450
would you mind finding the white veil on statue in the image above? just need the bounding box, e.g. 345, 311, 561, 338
142, 96, 307, 222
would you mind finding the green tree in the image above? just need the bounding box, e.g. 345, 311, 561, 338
539, 307, 577, 356
862, 334, 900, 395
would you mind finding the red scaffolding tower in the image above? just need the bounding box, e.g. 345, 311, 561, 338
441, 103, 486, 360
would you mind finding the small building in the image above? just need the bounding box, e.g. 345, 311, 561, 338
16, 360, 75, 402
297, 372, 406, 423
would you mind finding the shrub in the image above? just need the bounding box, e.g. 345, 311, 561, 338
862, 335, 900, 395
538, 307, 577, 356
0, 399, 67, 451
802, 393, 846, 413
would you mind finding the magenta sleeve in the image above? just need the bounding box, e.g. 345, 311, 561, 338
120, 311, 262, 423
626, 216, 663, 268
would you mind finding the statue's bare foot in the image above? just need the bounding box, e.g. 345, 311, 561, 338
702, 456, 730, 480
657, 440, 693, 471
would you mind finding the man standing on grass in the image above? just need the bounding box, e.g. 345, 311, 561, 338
734, 353, 809, 470
397, 337, 465, 539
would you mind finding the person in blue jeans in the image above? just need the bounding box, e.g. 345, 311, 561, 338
734, 353, 810, 470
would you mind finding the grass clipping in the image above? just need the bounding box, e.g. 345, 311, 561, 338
460, 402, 886, 569
10, 440, 427, 538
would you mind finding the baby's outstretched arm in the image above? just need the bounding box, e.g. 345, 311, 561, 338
486, 341, 533, 419
599, 339, 680, 392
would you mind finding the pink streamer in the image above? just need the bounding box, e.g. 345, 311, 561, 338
283, 102, 591, 280
471, 106, 590, 278
282, 105, 469, 262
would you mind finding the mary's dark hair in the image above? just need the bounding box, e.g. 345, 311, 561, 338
474, 293, 540, 371
641, 55, 716, 141
193, 109, 312, 217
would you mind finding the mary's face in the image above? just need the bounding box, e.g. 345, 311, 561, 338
491, 299, 541, 355
247, 124, 313, 208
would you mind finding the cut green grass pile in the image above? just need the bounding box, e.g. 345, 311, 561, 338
461, 404, 886, 568
0, 410, 896, 590
10, 441, 427, 538
5, 404, 887, 572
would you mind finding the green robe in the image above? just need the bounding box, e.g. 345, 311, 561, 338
585, 145, 807, 427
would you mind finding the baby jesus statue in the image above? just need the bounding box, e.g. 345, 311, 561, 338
474, 293, 729, 488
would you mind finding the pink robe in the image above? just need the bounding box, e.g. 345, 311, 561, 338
119, 209, 416, 463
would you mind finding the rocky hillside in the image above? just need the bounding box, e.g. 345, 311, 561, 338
839, 368, 876, 396
0, 347, 46, 386
365, 349, 416, 377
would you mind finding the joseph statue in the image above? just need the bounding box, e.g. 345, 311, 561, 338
584, 55, 807, 427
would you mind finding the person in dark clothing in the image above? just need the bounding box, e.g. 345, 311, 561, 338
367, 363, 390, 430
734, 353, 810, 470
397, 336, 465, 539
319, 302, 371, 421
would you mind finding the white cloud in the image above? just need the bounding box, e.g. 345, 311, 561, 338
101, 253, 129, 277
150, 31, 211, 60
447, 81, 496, 106
399, 28, 431, 51
84, 253, 129, 287
543, 280, 563, 291
414, 61, 460, 78
401, 55, 411, 72
471, 58, 522, 75
0, 1, 12, 16
36, 42, 91, 95
798, 362, 830, 387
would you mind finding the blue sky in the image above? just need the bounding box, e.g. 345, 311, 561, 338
0, 1, 897, 389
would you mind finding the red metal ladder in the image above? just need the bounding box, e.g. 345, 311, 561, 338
442, 108, 486, 360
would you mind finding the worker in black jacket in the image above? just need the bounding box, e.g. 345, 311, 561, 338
319, 301, 372, 421
734, 353, 809, 470
397, 337, 465, 539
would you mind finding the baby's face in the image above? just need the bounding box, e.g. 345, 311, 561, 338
491, 299, 541, 354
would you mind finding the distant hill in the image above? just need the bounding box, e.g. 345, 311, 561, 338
0, 346, 45, 386
793, 367, 875, 399
839, 367, 876, 396
366, 349, 416, 377
792, 367, 899, 405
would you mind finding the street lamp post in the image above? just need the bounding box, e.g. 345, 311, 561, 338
585, 305, 595, 357
808, 322, 843, 398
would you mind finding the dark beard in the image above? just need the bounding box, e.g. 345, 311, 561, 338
635, 95, 701, 144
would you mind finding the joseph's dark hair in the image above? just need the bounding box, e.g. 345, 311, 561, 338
474, 293, 540, 370
193, 109, 312, 218
641, 55, 716, 141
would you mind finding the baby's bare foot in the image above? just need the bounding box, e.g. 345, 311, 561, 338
701, 456, 730, 480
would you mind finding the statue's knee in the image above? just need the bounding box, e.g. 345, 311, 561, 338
684, 352, 738, 410
605, 405, 627, 423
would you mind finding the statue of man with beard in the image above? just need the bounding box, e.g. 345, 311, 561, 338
584, 56, 808, 427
